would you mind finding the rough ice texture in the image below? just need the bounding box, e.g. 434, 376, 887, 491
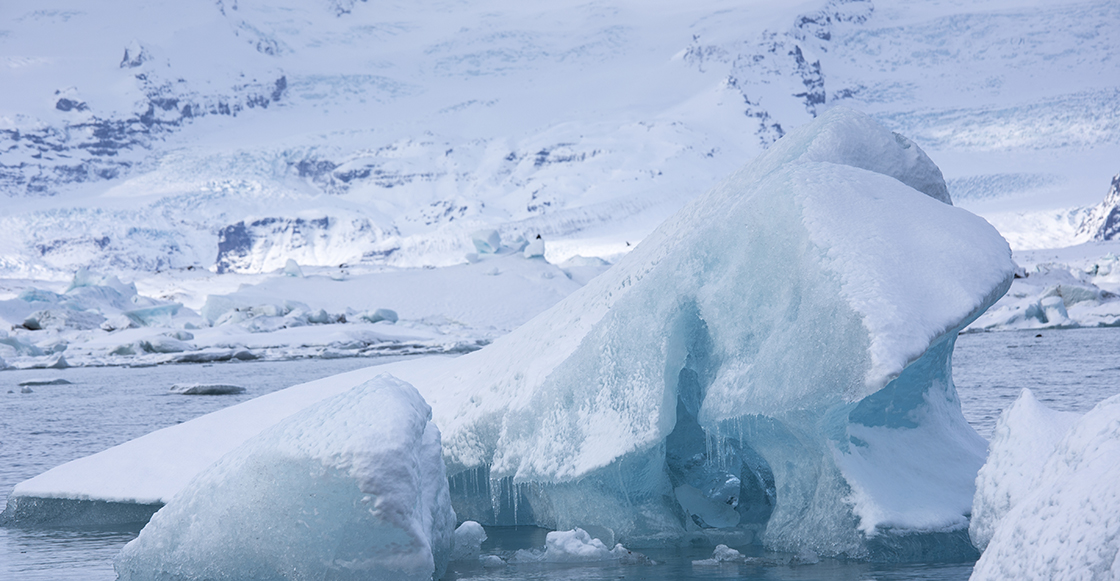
970, 393, 1120, 581
449, 521, 487, 562
512, 528, 639, 563
969, 388, 1079, 551
421, 108, 1013, 558
114, 375, 454, 581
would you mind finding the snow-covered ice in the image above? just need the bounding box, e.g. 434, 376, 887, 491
692, 544, 747, 566
970, 392, 1120, 581
114, 374, 454, 581
969, 388, 1079, 552
511, 528, 647, 564
449, 521, 487, 562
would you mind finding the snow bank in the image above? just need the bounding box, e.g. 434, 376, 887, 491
425, 107, 1012, 558
969, 389, 1079, 551
970, 393, 1120, 580
115, 375, 455, 581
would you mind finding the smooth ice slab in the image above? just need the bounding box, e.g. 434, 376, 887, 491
115, 375, 454, 581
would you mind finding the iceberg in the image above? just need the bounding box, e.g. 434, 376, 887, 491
2, 108, 1013, 562
422, 108, 1013, 559
115, 375, 455, 581
970, 393, 1120, 580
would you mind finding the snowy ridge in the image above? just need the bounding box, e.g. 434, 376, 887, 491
2, 0, 1118, 278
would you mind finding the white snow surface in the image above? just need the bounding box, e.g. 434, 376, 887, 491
970, 392, 1120, 581
114, 374, 455, 581
969, 388, 1079, 551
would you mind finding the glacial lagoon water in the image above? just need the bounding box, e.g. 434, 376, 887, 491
3, 328, 1119, 580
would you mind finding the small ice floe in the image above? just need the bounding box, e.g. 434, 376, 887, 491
513, 528, 652, 565
450, 521, 487, 562
169, 383, 247, 395
692, 544, 747, 566
480, 555, 506, 568
18, 379, 73, 387
20, 386, 34, 394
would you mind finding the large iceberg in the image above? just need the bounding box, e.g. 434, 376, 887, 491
415, 107, 1014, 558
114, 375, 454, 581
970, 392, 1120, 580
3, 108, 1013, 563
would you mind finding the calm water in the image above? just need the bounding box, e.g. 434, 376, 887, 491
2, 328, 1119, 580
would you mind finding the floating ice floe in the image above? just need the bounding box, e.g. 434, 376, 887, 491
968, 244, 1120, 331
970, 391, 1120, 580
115, 375, 454, 581
168, 383, 246, 395
449, 520, 487, 562
512, 528, 649, 564
692, 544, 747, 566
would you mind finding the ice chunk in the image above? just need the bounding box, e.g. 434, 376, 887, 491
523, 236, 545, 258
970, 393, 1120, 580
18, 378, 72, 386
513, 528, 644, 563
115, 375, 455, 581
692, 544, 746, 566
138, 336, 192, 354
471, 229, 502, 254
431, 108, 1012, 559
168, 383, 246, 395
123, 303, 181, 327
450, 521, 487, 561
23, 308, 106, 330
283, 258, 303, 277
358, 308, 399, 324
969, 389, 1079, 551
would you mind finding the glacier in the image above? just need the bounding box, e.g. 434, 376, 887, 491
114, 375, 455, 581
3, 108, 1015, 563
970, 391, 1120, 580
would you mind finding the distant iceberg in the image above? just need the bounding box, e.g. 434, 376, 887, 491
115, 375, 454, 581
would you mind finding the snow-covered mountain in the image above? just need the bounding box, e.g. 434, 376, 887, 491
2, 0, 1118, 281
